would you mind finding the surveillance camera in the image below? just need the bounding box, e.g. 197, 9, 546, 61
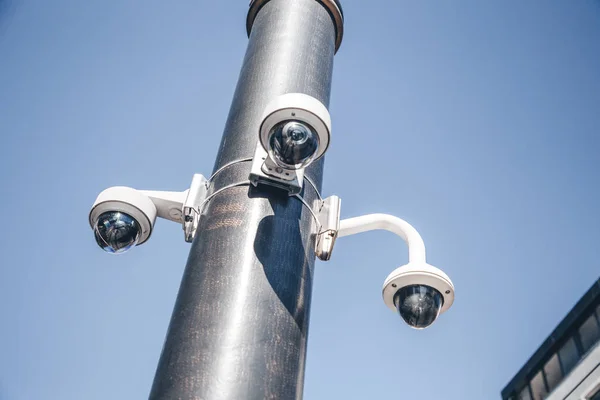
259, 93, 331, 170
382, 262, 455, 329
89, 187, 157, 254
335, 214, 456, 328
89, 175, 208, 253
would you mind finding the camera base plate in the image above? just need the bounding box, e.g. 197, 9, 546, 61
248, 143, 304, 196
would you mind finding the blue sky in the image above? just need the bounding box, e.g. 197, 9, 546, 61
1, 0, 600, 399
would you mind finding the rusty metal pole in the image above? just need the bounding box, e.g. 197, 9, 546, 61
149, 0, 343, 399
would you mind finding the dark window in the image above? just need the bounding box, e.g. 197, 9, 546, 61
530, 370, 547, 400
543, 353, 562, 393
558, 337, 579, 375
579, 313, 600, 353
590, 388, 600, 400
519, 385, 532, 400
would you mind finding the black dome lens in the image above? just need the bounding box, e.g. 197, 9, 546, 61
94, 211, 140, 254
269, 121, 319, 168
393, 284, 443, 329
288, 124, 308, 142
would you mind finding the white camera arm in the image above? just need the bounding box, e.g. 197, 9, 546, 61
337, 214, 427, 264
141, 174, 208, 242
314, 195, 427, 264
141, 190, 188, 223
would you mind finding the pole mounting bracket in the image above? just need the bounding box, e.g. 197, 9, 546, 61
315, 195, 341, 261
182, 174, 209, 242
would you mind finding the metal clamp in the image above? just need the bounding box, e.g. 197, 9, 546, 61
184, 160, 341, 260
208, 158, 253, 183
181, 160, 253, 242
314, 195, 341, 261
292, 193, 341, 261
182, 174, 209, 242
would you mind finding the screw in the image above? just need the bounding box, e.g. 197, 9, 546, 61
445, 290, 451, 294
391, 284, 397, 288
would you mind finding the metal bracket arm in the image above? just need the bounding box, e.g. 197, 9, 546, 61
141, 174, 208, 243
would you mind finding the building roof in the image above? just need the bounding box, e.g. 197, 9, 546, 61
502, 278, 600, 399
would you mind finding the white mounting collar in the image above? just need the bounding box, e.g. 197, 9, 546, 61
382, 262, 455, 315
89, 187, 157, 245
259, 93, 331, 163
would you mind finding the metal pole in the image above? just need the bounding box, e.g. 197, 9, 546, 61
149, 0, 343, 399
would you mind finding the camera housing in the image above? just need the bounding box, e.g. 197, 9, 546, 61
250, 93, 331, 195
89, 187, 157, 253
382, 262, 455, 329
89, 175, 208, 253
259, 93, 331, 168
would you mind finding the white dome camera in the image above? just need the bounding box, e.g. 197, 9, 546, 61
249, 93, 332, 195
89, 187, 157, 254
328, 213, 455, 329
88, 174, 208, 254
259, 93, 331, 170
382, 263, 455, 329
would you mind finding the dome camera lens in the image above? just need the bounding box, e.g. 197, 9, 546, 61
94, 211, 141, 254
393, 284, 443, 329
268, 121, 319, 169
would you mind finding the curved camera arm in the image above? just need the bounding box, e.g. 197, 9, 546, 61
141, 190, 188, 223
337, 214, 427, 264
142, 174, 208, 243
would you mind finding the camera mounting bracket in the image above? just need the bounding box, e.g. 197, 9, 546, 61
141, 173, 208, 243
249, 143, 304, 196
315, 195, 341, 261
